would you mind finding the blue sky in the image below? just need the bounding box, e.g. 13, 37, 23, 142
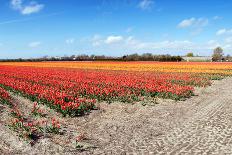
0, 0, 232, 58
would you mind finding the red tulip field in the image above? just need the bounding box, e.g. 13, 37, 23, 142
0, 61, 232, 154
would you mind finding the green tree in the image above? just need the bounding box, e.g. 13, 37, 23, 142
186, 52, 194, 57
212, 47, 224, 61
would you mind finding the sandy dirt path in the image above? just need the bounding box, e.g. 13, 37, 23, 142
83, 78, 232, 154
1, 78, 232, 154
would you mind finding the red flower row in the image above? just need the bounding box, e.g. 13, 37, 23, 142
0, 65, 207, 114
0, 87, 11, 102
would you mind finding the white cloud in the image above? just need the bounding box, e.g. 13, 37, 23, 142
89, 34, 232, 52
117, 36, 195, 50
88, 34, 195, 50
192, 18, 208, 27
105, 36, 124, 44
86, 34, 232, 54
11, 0, 44, 15
11, 0, 22, 10
89, 34, 122, 46
91, 34, 103, 46
213, 16, 221, 20
178, 18, 195, 28
224, 37, 232, 50
206, 40, 221, 49
92, 42, 101, 47
66, 38, 75, 44
134, 40, 194, 49
224, 44, 231, 49
205, 39, 232, 50
207, 40, 217, 44
216, 29, 226, 35
216, 29, 232, 35
138, 0, 154, 10
178, 17, 208, 28
0, 12, 61, 25
21, 3, 44, 15
92, 34, 102, 41
225, 37, 232, 43
126, 27, 133, 33
28, 41, 41, 47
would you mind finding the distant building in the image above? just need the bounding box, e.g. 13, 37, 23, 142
182, 56, 213, 62
54, 56, 61, 60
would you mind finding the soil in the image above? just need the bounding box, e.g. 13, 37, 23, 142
1, 78, 232, 154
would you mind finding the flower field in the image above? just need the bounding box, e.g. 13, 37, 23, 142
0, 86, 11, 105
2, 61, 232, 74
0, 62, 232, 117
0, 61, 232, 149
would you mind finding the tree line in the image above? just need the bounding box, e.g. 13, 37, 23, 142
1, 47, 230, 62
0, 53, 183, 62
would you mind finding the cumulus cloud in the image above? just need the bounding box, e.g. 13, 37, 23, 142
138, 0, 154, 10
224, 37, 232, 50
90, 35, 126, 46
216, 29, 232, 35
225, 37, 232, 43
216, 29, 226, 35
11, 0, 44, 15
213, 16, 221, 20
205, 39, 232, 50
206, 40, 221, 49
224, 44, 232, 49
28, 41, 41, 47
87, 34, 232, 53
132, 40, 194, 50
178, 17, 208, 28
105, 35, 195, 50
178, 18, 195, 28
89, 34, 229, 51
66, 38, 75, 44
21, 3, 44, 15
126, 27, 133, 33
105, 36, 124, 44
11, 0, 22, 10
91, 34, 103, 46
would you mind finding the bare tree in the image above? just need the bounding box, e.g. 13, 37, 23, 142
212, 47, 224, 61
